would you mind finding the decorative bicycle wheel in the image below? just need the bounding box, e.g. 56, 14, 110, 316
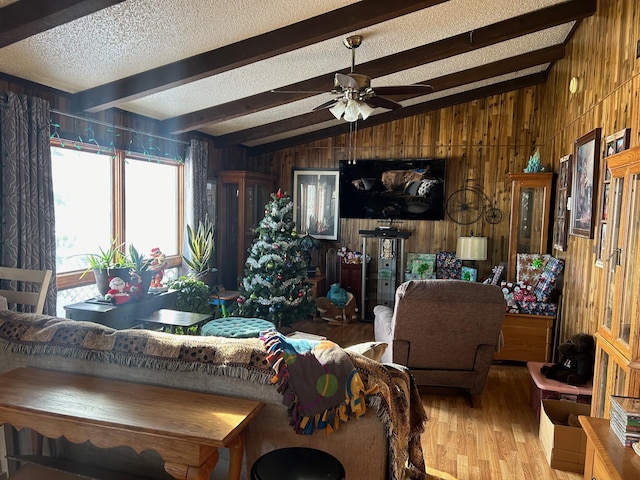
485, 206, 503, 224
446, 188, 484, 225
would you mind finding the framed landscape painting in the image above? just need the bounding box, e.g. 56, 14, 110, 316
570, 128, 601, 239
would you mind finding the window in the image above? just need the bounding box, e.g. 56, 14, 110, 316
51, 141, 184, 290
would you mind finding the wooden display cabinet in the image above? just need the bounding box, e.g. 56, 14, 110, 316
506, 172, 553, 281
591, 144, 640, 419
340, 263, 364, 320
216, 171, 275, 290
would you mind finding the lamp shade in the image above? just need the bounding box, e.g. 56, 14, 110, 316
456, 236, 488, 261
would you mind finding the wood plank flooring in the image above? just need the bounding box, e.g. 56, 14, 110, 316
289, 318, 583, 480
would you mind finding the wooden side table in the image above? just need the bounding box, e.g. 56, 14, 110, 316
579, 415, 640, 480
493, 313, 555, 362
306, 275, 326, 299
0, 367, 264, 480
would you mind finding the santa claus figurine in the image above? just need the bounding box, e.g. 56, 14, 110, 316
104, 277, 130, 305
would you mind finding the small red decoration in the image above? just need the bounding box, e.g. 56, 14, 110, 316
275, 188, 286, 199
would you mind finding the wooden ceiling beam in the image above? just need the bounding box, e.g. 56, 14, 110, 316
161, 0, 595, 135
215, 44, 565, 147
0, 0, 125, 48
248, 72, 548, 155
70, 0, 448, 113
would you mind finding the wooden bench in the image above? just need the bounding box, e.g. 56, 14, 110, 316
0, 367, 264, 480
527, 361, 592, 422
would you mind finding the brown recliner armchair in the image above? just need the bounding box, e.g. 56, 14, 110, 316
374, 279, 505, 404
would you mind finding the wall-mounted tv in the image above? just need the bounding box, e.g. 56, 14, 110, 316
339, 158, 446, 220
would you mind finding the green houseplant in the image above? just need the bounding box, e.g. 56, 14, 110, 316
167, 275, 212, 315
183, 215, 215, 284
81, 240, 132, 296
128, 244, 155, 296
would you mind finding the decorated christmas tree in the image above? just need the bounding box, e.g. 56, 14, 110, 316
233, 189, 316, 327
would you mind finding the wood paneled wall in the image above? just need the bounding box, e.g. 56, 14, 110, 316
259, 0, 640, 341
537, 0, 640, 339
259, 88, 542, 284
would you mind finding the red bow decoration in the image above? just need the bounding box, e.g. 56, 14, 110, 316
275, 188, 286, 199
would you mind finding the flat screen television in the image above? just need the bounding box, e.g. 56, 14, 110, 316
339, 158, 446, 220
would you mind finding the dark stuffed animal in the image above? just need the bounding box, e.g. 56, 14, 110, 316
540, 333, 595, 385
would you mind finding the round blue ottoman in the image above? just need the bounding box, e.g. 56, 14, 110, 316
201, 317, 274, 338
251, 447, 345, 480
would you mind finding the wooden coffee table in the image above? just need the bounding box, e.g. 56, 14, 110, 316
0, 367, 264, 480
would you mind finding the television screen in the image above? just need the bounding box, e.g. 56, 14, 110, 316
339, 158, 446, 220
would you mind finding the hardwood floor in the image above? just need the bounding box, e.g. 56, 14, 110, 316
289, 318, 583, 480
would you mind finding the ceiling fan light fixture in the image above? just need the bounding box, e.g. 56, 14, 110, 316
343, 99, 361, 122
329, 100, 346, 120
358, 102, 374, 120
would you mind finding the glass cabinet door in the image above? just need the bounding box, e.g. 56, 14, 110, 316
601, 177, 624, 333
616, 173, 640, 347
507, 173, 553, 280
593, 145, 640, 418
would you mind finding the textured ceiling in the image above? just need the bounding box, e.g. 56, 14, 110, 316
0, 0, 596, 154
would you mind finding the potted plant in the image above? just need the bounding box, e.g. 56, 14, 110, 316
81, 240, 132, 296
167, 275, 212, 315
183, 215, 215, 286
127, 244, 155, 297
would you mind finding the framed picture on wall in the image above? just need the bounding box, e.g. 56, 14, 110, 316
292, 169, 339, 240
595, 128, 630, 265
552, 154, 572, 251
570, 128, 601, 239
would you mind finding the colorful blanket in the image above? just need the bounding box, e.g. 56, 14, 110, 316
260, 329, 376, 434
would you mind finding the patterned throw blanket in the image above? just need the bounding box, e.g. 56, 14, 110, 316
0, 312, 428, 480
261, 329, 376, 434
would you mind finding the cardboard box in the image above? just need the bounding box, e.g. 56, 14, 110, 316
538, 399, 591, 473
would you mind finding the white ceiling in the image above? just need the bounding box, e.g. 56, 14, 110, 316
0, 0, 595, 154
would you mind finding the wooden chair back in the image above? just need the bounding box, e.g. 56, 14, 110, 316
0, 266, 52, 314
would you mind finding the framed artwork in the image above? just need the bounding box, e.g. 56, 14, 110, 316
570, 128, 601, 239
292, 169, 339, 240
604, 128, 631, 158
595, 128, 630, 265
552, 154, 572, 251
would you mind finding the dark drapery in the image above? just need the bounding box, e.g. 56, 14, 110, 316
0, 92, 57, 315
182, 138, 209, 265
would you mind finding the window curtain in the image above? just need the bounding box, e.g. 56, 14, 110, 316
182, 139, 209, 266
0, 92, 57, 315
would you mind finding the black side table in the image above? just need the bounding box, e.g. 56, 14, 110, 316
64, 290, 178, 329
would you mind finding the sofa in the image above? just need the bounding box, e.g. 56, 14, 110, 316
374, 280, 505, 404
0, 309, 427, 480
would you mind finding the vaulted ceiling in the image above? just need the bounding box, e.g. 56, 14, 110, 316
0, 0, 596, 155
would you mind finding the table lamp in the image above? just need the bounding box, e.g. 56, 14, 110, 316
456, 235, 488, 281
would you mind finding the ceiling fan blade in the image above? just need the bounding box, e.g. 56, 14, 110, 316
312, 99, 340, 111
373, 84, 433, 96
365, 95, 402, 110
335, 72, 359, 90
271, 89, 327, 94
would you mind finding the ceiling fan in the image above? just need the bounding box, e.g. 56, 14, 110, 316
312, 35, 434, 122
